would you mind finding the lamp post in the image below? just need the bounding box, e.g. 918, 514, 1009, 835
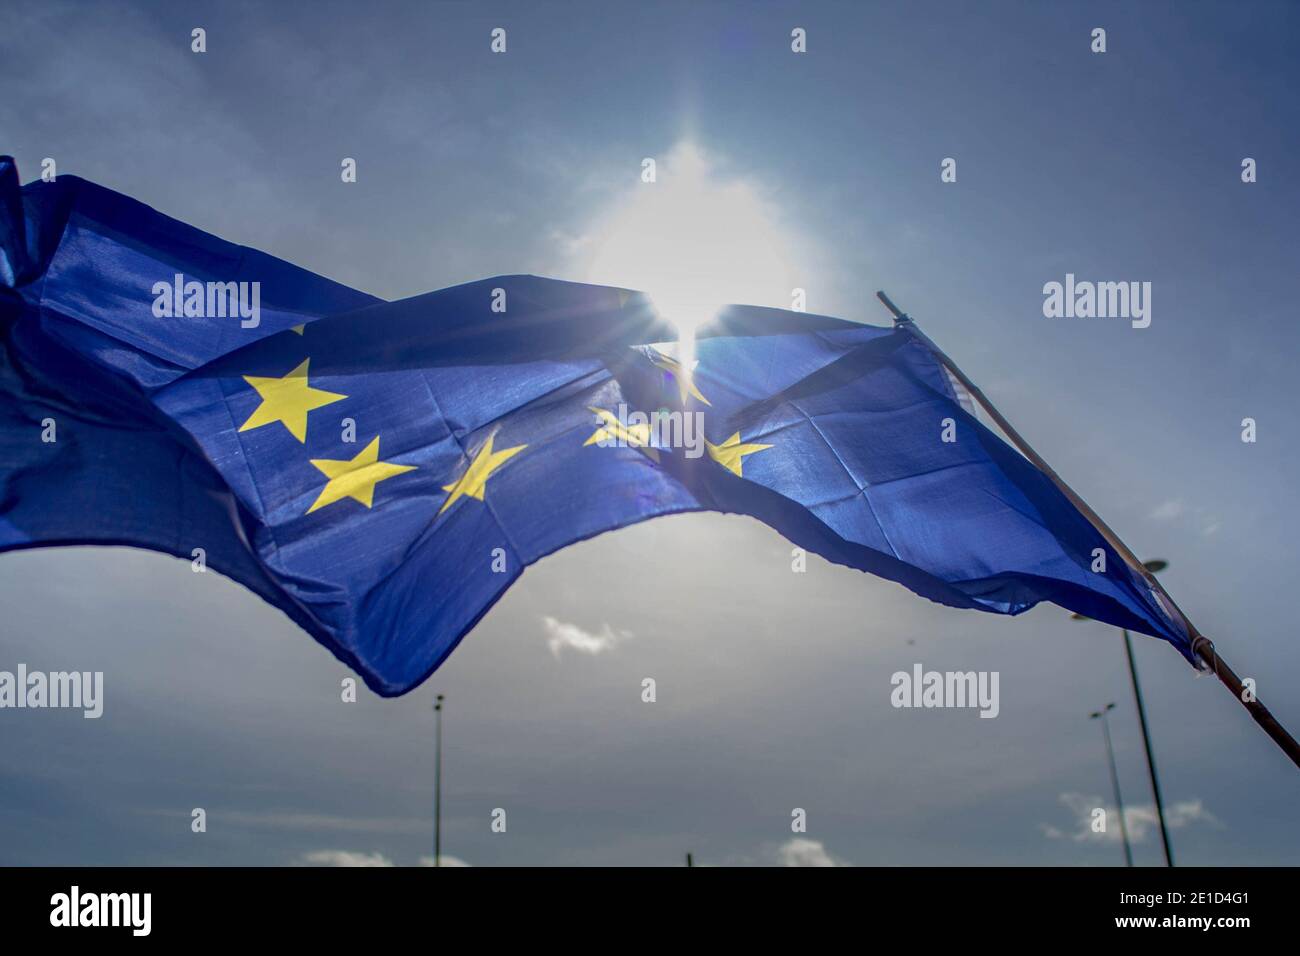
1090, 703, 1132, 867
434, 693, 444, 868
1072, 558, 1174, 867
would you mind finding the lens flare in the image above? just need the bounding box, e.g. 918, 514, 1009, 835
577, 141, 805, 383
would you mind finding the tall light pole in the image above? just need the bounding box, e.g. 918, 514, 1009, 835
1072, 557, 1174, 867
434, 693, 444, 868
1090, 703, 1132, 867
1120, 622, 1173, 867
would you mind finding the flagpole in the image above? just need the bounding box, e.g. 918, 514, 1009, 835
875, 291, 1300, 769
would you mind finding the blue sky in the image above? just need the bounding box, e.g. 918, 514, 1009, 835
1, 0, 1297, 865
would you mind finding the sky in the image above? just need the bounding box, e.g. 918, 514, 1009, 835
1, 0, 1298, 866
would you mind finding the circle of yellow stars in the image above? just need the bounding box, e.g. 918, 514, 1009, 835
235, 346, 772, 520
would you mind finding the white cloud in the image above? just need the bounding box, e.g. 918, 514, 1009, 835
1149, 499, 1185, 521
543, 616, 631, 658
1041, 792, 1220, 844
776, 838, 848, 867
300, 850, 471, 867
1148, 498, 1221, 537
300, 850, 395, 867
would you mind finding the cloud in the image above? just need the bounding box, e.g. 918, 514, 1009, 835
543, 616, 631, 658
300, 850, 471, 867
1149, 499, 1185, 521
300, 850, 395, 867
776, 838, 848, 867
1148, 498, 1219, 536
1041, 792, 1221, 844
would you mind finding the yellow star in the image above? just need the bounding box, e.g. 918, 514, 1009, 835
291, 324, 306, 335
706, 431, 772, 477
647, 347, 711, 407
306, 436, 416, 514
239, 358, 346, 443
583, 406, 660, 462
438, 433, 527, 516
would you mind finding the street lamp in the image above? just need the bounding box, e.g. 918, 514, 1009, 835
1089, 702, 1133, 867
1071, 558, 1174, 867
434, 693, 444, 868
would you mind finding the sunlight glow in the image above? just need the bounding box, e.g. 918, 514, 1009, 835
577, 142, 805, 373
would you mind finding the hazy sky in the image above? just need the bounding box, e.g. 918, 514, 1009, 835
1, 0, 1297, 865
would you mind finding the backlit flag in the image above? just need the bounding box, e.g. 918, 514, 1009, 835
0, 159, 1191, 695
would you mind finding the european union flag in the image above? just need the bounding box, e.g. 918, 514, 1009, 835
0, 159, 1191, 695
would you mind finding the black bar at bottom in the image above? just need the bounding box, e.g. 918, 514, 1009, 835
0, 865, 1281, 940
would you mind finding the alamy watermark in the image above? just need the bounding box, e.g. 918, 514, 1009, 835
50, 886, 150, 936
1042, 273, 1151, 329
590, 404, 705, 458
0, 665, 103, 718
151, 273, 260, 328
890, 663, 999, 718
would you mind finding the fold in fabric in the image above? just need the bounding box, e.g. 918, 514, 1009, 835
0, 160, 1191, 695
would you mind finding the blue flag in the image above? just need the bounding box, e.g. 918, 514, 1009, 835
0, 159, 1191, 695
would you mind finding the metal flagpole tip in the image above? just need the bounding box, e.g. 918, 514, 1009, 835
875, 290, 910, 325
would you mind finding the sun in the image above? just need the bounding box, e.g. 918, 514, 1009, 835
575, 141, 807, 371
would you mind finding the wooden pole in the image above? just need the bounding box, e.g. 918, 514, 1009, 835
875, 291, 1300, 769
